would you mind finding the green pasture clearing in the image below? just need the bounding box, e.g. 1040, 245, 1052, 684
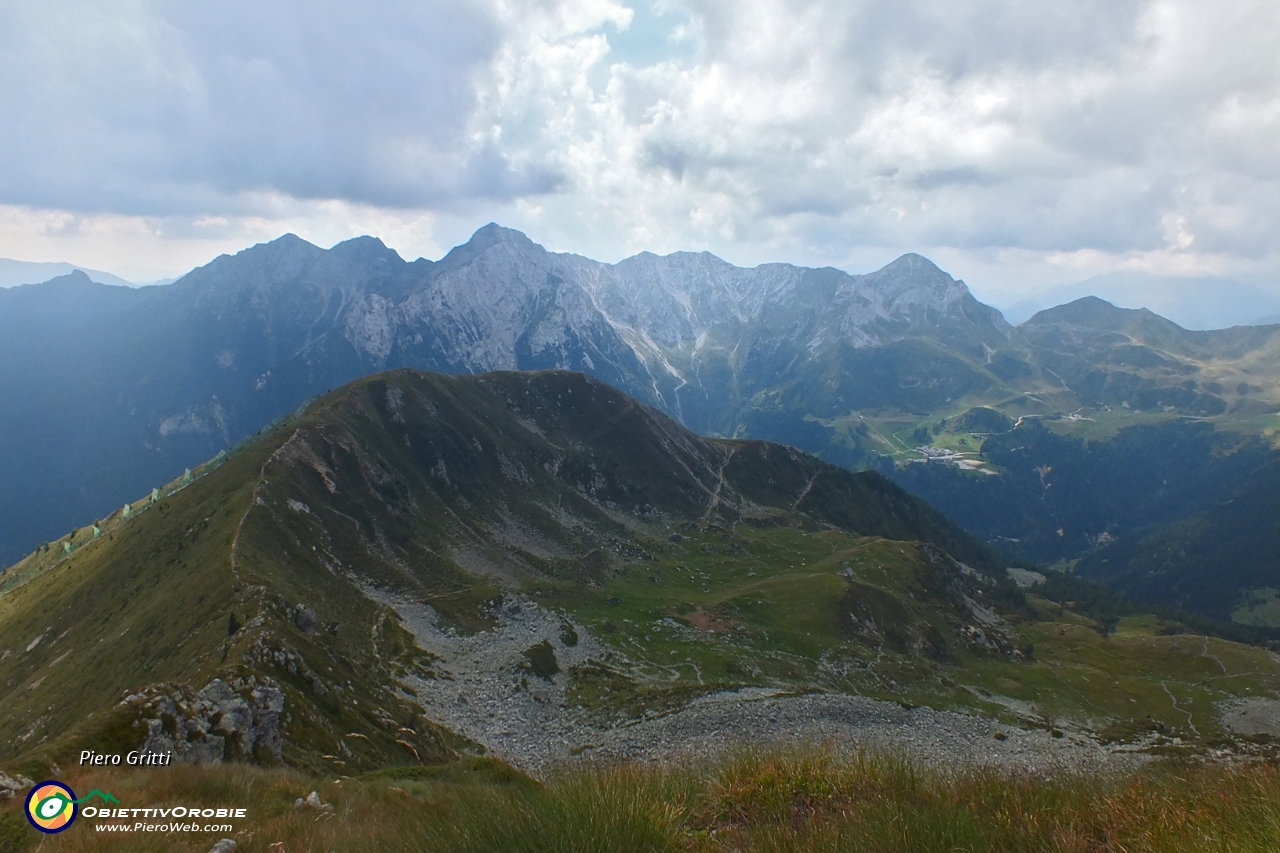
523, 524, 1280, 742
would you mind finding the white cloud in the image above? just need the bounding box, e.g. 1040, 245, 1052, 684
0, 200, 444, 282
0, 0, 1276, 291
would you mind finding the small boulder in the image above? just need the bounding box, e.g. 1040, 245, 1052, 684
292, 604, 318, 634
294, 790, 333, 812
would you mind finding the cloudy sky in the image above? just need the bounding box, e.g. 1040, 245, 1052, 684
1, 0, 1277, 296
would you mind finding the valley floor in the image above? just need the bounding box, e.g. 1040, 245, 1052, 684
375, 589, 1153, 778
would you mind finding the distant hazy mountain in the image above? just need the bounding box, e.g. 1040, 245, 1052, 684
888, 297, 1280, 620
999, 272, 1280, 330
1018, 296, 1280, 416
2, 227, 1278, 589
1254, 313, 1280, 326
0, 257, 134, 288
0, 226, 1017, 564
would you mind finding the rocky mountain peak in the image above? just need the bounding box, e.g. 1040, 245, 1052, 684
178, 233, 327, 294
864, 252, 965, 296
242, 232, 324, 260
25, 268, 95, 290
328, 235, 404, 267
462, 221, 542, 254
425, 223, 544, 280
59, 268, 93, 284
879, 252, 946, 276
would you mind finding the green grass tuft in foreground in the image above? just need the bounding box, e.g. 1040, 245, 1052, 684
5, 747, 1280, 852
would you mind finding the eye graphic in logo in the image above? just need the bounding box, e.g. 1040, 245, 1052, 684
26, 781, 78, 833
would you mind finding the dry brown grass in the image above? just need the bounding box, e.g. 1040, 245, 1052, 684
2, 749, 1279, 852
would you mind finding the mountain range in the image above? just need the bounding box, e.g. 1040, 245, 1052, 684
2, 225, 1279, 640
4, 369, 1275, 778
0, 370, 1010, 772
0, 258, 134, 288
883, 295, 1280, 619
0, 225, 1006, 565
4, 225, 1278, 572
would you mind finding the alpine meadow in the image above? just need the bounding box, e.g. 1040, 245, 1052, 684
3, 2, 1280, 851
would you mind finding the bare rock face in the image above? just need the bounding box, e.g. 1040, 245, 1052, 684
131, 676, 285, 763
0, 770, 34, 798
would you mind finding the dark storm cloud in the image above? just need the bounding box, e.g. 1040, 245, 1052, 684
0, 0, 546, 215
0, 0, 1276, 288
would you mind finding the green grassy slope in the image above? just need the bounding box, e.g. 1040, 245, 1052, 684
0, 369, 1009, 775
2, 369, 1278, 785
533, 523, 1280, 747
0, 402, 461, 777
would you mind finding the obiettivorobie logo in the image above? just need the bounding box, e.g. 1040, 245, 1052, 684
24, 782, 246, 836
25, 781, 119, 833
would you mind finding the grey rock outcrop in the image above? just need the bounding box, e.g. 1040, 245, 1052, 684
0, 770, 34, 798
131, 676, 285, 764
291, 603, 318, 634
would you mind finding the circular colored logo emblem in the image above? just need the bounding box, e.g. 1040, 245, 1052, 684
26, 781, 77, 833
